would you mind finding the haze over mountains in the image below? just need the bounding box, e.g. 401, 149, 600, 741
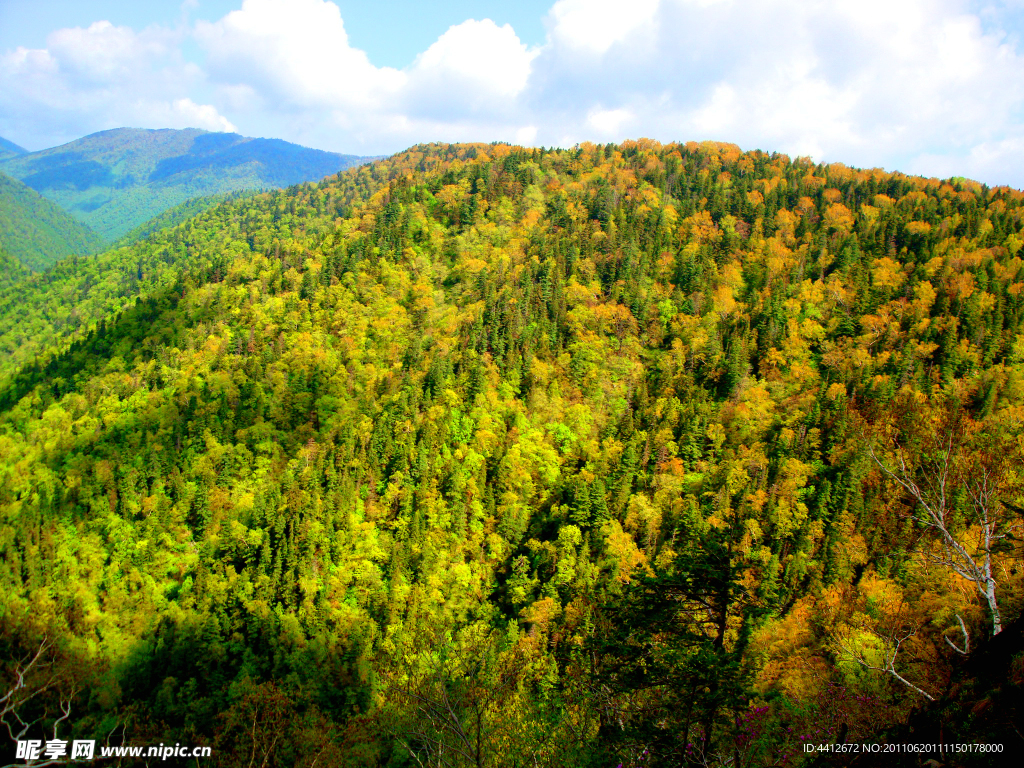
0, 136, 27, 161
0, 127, 372, 255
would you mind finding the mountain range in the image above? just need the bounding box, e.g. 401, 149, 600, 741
0, 128, 371, 245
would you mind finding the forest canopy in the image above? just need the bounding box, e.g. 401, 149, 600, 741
1, 139, 1022, 767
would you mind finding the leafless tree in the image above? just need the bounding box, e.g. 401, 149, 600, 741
2, 637, 73, 760
1, 621, 127, 768
869, 407, 1022, 640
380, 631, 583, 768
1, 635, 87, 768
835, 606, 938, 703
384, 642, 522, 768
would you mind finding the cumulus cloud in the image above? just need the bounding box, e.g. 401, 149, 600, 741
406, 20, 536, 110
527, 0, 1024, 185
0, 1, 541, 154
193, 2, 539, 148
548, 0, 660, 55
3, 0, 1024, 186
0, 20, 234, 148
45, 20, 171, 85
194, 0, 403, 111
587, 107, 634, 137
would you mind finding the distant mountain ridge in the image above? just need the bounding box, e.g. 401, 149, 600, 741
0, 171, 103, 271
0, 136, 27, 160
0, 128, 371, 242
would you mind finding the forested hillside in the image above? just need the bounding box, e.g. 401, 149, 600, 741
0, 128, 370, 242
0, 190, 278, 393
1, 140, 1022, 767
0, 248, 29, 289
110, 190, 259, 250
0, 171, 102, 271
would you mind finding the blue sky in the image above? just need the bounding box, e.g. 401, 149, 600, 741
2, 0, 1024, 187
0, 2, 551, 69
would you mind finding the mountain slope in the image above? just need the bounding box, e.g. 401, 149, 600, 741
0, 247, 29, 288
109, 189, 259, 249
0, 136, 27, 160
0, 171, 103, 271
0, 128, 371, 242
1, 142, 1022, 765
0, 189, 281, 389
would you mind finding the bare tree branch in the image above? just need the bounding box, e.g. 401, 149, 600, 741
869, 430, 1009, 637
943, 614, 970, 656
837, 624, 936, 703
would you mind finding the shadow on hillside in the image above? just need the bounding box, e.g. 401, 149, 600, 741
0, 280, 189, 413
810, 616, 1023, 767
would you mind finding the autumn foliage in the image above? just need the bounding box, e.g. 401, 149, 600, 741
1, 139, 1023, 765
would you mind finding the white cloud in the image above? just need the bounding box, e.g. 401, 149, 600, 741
408, 20, 536, 104
0, 20, 233, 149
516, 125, 539, 144
908, 135, 1024, 185
167, 98, 237, 132
46, 21, 172, 85
548, 0, 660, 55
587, 107, 633, 136
194, 0, 403, 110
396, 19, 538, 137
193, 2, 540, 152
3, 0, 1024, 187
525, 0, 1024, 185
